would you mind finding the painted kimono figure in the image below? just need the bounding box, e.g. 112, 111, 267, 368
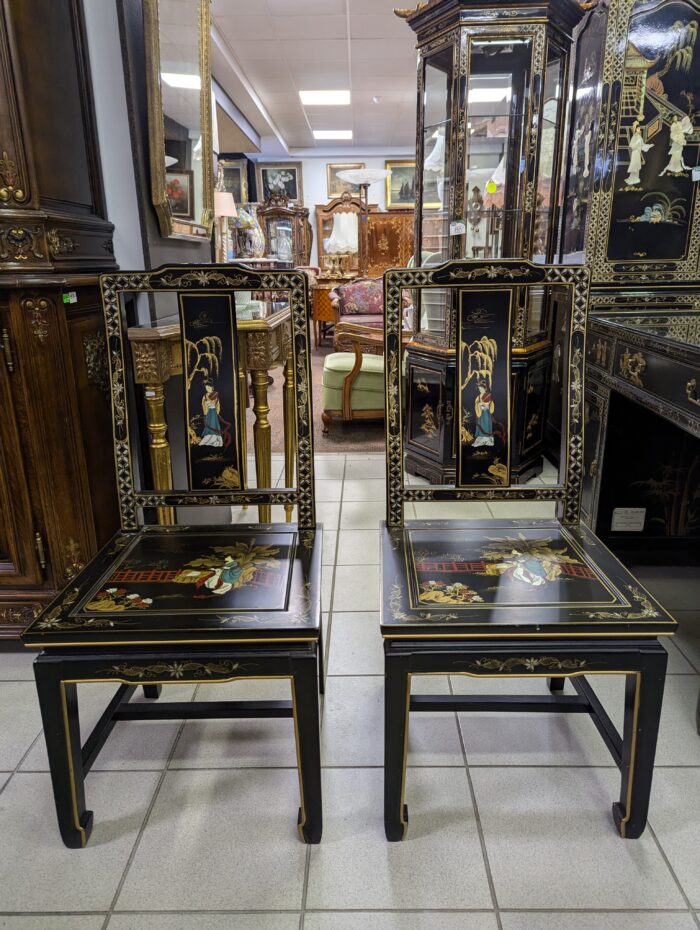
624, 122, 653, 187
199, 380, 230, 448
660, 115, 693, 177
473, 377, 496, 448
196, 556, 243, 596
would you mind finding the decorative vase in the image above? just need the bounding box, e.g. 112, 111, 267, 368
243, 203, 265, 258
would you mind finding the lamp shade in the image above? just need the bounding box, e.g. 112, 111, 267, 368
214, 190, 237, 218
336, 168, 389, 186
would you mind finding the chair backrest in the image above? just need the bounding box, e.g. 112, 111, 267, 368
100, 263, 316, 531
383, 259, 590, 528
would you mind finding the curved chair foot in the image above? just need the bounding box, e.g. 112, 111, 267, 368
385, 804, 408, 842
61, 809, 94, 850
298, 806, 322, 844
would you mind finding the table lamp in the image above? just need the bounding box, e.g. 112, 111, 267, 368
214, 190, 237, 263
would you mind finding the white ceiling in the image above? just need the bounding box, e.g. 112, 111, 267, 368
211, 0, 419, 153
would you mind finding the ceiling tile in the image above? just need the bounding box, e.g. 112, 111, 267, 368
349, 14, 414, 40
211, 0, 257, 15
351, 38, 418, 60
281, 39, 348, 61
215, 15, 275, 41
233, 40, 284, 60
348, 0, 405, 12
273, 15, 348, 40
267, 0, 346, 14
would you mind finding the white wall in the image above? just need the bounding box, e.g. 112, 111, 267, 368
251, 152, 413, 266
82, 0, 145, 272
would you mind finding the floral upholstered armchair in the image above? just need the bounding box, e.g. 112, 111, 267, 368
330, 278, 384, 346
330, 277, 412, 352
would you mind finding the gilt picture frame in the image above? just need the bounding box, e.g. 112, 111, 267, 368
327, 162, 365, 198
255, 162, 304, 205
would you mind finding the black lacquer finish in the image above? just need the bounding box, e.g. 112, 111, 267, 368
380, 259, 675, 842
22, 264, 324, 847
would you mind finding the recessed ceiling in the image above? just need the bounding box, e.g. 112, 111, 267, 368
211, 0, 419, 152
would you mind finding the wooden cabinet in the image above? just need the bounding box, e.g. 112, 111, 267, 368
366, 211, 414, 277
0, 281, 119, 638
0, 0, 119, 637
257, 196, 312, 266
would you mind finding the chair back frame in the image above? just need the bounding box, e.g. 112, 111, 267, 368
100, 264, 316, 531
383, 259, 590, 528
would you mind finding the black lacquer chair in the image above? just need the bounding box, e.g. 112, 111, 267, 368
381, 260, 676, 841
22, 264, 323, 848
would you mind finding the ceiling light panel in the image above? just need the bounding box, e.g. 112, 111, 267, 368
300, 90, 351, 105
313, 129, 353, 140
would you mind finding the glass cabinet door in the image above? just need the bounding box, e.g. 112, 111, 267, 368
463, 39, 531, 259
533, 46, 565, 262
420, 46, 453, 266
267, 217, 294, 262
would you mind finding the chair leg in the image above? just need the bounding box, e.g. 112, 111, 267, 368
34, 662, 93, 849
143, 685, 162, 699
547, 677, 566, 693
613, 649, 667, 839
292, 655, 323, 843
321, 411, 331, 434
384, 652, 410, 841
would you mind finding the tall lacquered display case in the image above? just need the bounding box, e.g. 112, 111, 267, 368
400, 0, 583, 483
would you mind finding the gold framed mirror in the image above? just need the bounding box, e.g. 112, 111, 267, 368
144, 0, 214, 240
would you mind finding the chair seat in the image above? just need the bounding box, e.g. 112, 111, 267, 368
381, 518, 676, 639
23, 524, 322, 648
338, 312, 384, 329
322, 351, 385, 394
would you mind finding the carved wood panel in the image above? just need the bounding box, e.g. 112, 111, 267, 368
367, 211, 415, 277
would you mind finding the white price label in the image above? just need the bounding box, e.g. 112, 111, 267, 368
449, 220, 466, 236
611, 507, 646, 532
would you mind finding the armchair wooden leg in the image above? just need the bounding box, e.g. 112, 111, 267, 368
321, 411, 332, 435
384, 652, 410, 841
613, 648, 667, 839
34, 661, 92, 849
292, 654, 323, 843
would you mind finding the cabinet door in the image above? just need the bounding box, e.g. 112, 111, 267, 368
0, 308, 44, 587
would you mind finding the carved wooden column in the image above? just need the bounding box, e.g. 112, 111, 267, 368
130, 340, 175, 525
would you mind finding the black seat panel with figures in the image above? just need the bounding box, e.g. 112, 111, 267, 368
23, 525, 321, 647
381, 519, 674, 638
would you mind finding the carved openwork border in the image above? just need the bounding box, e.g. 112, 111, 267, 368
383, 260, 589, 528
99, 265, 317, 531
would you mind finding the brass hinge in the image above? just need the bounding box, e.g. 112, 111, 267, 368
1, 327, 14, 372
34, 532, 47, 572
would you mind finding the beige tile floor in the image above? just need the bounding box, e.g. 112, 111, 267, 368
0, 452, 699, 929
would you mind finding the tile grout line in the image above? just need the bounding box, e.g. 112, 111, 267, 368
100, 683, 202, 930
450, 674, 504, 930
646, 820, 700, 928
302, 452, 348, 930
0, 727, 45, 801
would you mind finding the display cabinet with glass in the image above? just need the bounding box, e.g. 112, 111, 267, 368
398, 0, 583, 483
257, 195, 312, 267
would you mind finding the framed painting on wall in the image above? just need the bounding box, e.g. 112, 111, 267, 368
327, 162, 365, 198
218, 158, 249, 205
165, 169, 194, 219
386, 160, 416, 210
255, 162, 304, 205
